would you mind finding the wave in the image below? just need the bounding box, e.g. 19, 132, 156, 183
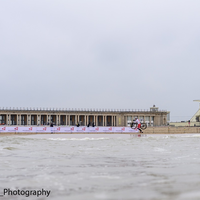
48, 137, 110, 141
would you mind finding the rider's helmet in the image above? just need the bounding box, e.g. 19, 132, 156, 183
135, 117, 137, 119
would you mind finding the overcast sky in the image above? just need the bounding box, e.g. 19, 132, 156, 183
0, 0, 200, 121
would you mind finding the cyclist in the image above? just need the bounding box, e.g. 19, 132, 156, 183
134, 117, 143, 133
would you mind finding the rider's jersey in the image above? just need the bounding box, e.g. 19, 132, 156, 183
135, 119, 141, 125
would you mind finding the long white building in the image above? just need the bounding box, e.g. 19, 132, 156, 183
0, 105, 169, 127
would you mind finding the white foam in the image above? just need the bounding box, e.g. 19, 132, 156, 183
154, 147, 167, 152
48, 137, 110, 141
178, 191, 200, 199
90, 175, 120, 179
180, 134, 200, 138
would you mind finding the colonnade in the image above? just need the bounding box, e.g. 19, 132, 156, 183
0, 114, 117, 126
0, 109, 168, 126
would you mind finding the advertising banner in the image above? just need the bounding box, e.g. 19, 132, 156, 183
18, 127, 36, 132
0, 127, 7, 132
6, 127, 19, 132
60, 126, 75, 133
99, 127, 113, 132
0, 126, 139, 133
86, 127, 101, 132
113, 127, 126, 132
125, 127, 139, 132
35, 127, 49, 132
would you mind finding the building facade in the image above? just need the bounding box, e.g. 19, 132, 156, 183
0, 106, 169, 127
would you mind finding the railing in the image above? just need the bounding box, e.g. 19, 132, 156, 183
0, 107, 168, 113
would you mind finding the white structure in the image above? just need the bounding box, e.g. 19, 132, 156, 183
170, 100, 200, 127
190, 100, 200, 122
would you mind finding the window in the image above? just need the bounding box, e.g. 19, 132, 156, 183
145, 116, 150, 122
127, 116, 132, 121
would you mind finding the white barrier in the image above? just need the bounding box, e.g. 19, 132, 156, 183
0, 126, 139, 133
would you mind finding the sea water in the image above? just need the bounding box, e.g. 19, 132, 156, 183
1, 133, 200, 200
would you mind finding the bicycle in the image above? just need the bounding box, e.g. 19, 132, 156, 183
130, 122, 147, 130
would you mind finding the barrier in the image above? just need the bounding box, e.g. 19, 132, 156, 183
0, 126, 139, 133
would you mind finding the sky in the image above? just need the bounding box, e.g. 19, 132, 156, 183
0, 0, 200, 122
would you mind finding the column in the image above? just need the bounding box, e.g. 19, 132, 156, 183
124, 115, 126, 126
65, 115, 68, 125
48, 115, 50, 125
149, 115, 151, 126
9, 114, 11, 126
16, 114, 18, 126
27, 115, 29, 125
58, 115, 60, 125
84, 115, 86, 126
56, 115, 57, 125
69, 115, 71, 125
18, 115, 21, 126
37, 115, 40, 126
103, 115, 105, 126
105, 115, 107, 126
29, 115, 31, 125
6, 114, 9, 125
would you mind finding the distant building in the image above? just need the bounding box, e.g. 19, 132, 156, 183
0, 106, 169, 127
